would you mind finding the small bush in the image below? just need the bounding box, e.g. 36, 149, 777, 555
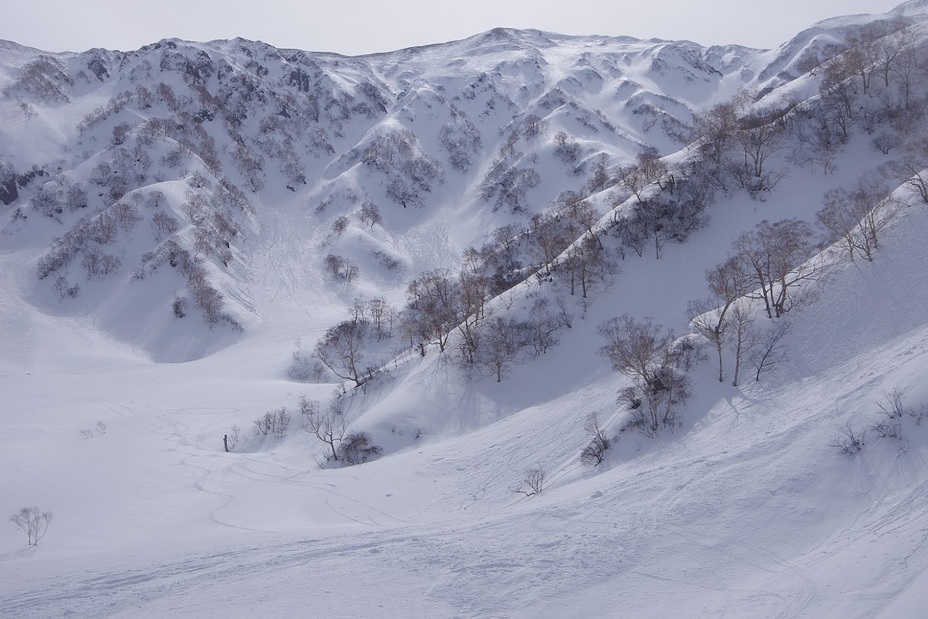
172, 296, 188, 319
869, 388, 928, 442
53, 276, 80, 300
336, 432, 382, 465
332, 215, 350, 234
288, 339, 328, 382
832, 424, 865, 455
223, 425, 241, 452
80, 420, 107, 439
253, 408, 291, 440
514, 466, 545, 497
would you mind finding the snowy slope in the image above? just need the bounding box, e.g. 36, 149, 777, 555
2, 187, 927, 617
2, 1, 928, 617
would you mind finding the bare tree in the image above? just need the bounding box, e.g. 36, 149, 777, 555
818, 57, 857, 140
563, 236, 616, 298
151, 211, 180, 239
876, 21, 910, 89
359, 200, 382, 228
818, 174, 900, 262
562, 195, 603, 249
886, 129, 928, 203
579, 413, 610, 466
514, 466, 546, 496
845, 28, 878, 95
726, 301, 756, 387
478, 317, 529, 382
525, 297, 564, 356
405, 269, 458, 353
599, 315, 688, 434
585, 152, 612, 194
313, 319, 369, 387
324, 254, 360, 282
366, 297, 396, 340
736, 108, 785, 180
527, 212, 571, 275
732, 219, 818, 319
10, 507, 53, 546
455, 274, 492, 366
331, 215, 350, 234
616, 148, 669, 204
301, 396, 348, 462
749, 320, 791, 382
832, 423, 866, 455
687, 256, 752, 382
636, 146, 669, 188
890, 35, 924, 111
691, 100, 740, 164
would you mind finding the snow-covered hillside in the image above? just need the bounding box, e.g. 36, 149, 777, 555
2, 1, 928, 617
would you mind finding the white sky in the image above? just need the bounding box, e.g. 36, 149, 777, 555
1, 0, 907, 55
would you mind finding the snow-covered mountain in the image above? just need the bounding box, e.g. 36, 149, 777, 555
0, 15, 862, 360
2, 1, 928, 617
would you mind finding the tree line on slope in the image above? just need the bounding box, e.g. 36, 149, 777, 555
274, 16, 928, 468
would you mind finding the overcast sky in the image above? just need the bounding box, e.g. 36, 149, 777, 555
1, 0, 907, 55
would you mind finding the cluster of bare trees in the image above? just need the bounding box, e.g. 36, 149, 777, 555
686, 163, 905, 389
310, 240, 575, 387
398, 263, 576, 381
224, 392, 382, 467
599, 315, 692, 435
615, 147, 669, 202
611, 172, 712, 260
398, 268, 536, 381
4, 55, 72, 103
791, 17, 928, 177
817, 172, 903, 262
686, 217, 815, 386
35, 197, 141, 282
253, 408, 291, 439
598, 211, 818, 439
324, 254, 359, 282
479, 117, 547, 212
363, 129, 444, 208
9, 507, 53, 546
733, 219, 818, 320
885, 129, 928, 204
439, 105, 482, 172
30, 177, 88, 220
686, 93, 789, 197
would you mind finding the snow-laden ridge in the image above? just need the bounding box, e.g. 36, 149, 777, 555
0, 25, 773, 360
